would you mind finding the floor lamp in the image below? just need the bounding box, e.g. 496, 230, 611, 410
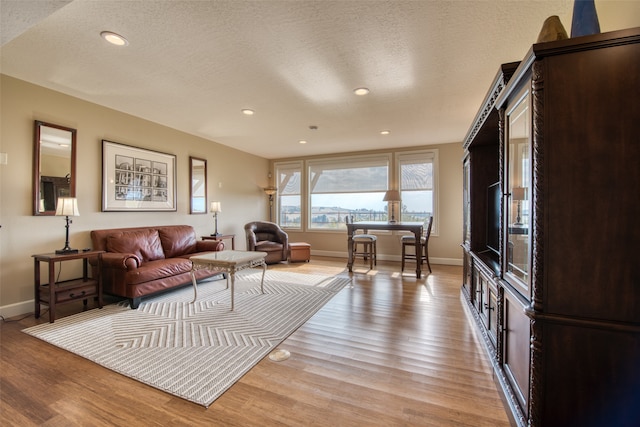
264, 187, 277, 222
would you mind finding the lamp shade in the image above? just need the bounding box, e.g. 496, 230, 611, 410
264, 187, 277, 196
210, 201, 221, 213
512, 187, 527, 201
55, 197, 80, 216
383, 190, 401, 202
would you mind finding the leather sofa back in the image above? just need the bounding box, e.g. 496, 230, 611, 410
158, 225, 197, 258
106, 229, 165, 262
91, 225, 199, 262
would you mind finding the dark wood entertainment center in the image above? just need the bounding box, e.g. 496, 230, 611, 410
461, 28, 639, 427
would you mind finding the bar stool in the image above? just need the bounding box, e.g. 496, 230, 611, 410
401, 216, 433, 273
346, 216, 377, 269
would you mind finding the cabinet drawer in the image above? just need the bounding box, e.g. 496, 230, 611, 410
55, 283, 97, 303
39, 280, 98, 303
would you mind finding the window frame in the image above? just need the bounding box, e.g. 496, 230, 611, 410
272, 150, 439, 235
307, 154, 391, 231
274, 160, 303, 230
397, 149, 439, 235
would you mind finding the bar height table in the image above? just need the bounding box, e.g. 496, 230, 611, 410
346, 221, 424, 278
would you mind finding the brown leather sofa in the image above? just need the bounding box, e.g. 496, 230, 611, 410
244, 221, 289, 264
90, 225, 224, 308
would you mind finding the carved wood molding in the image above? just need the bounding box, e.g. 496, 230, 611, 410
531, 60, 545, 313
528, 59, 545, 427
496, 284, 505, 366
462, 79, 506, 150
498, 108, 505, 268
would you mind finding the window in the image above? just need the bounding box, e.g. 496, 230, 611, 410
275, 151, 438, 232
397, 150, 437, 231
274, 161, 302, 229
308, 155, 390, 230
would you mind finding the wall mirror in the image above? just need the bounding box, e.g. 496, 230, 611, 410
33, 121, 77, 216
189, 156, 207, 214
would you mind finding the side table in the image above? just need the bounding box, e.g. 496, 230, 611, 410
202, 234, 235, 250
32, 250, 105, 323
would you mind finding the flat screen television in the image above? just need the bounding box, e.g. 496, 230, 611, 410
487, 182, 501, 255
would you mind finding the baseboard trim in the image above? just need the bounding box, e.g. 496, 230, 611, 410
0, 300, 34, 320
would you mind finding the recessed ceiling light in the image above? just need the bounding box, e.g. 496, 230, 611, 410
380, 130, 390, 135
241, 109, 255, 115
299, 140, 307, 144
353, 87, 370, 96
100, 31, 129, 46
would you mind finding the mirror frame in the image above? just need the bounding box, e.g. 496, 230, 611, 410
189, 156, 208, 214
33, 121, 77, 216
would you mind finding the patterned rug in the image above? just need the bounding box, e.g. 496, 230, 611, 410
23, 270, 350, 407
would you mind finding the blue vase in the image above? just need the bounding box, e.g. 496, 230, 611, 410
571, 0, 601, 37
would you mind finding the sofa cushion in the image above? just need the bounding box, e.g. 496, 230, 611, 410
125, 258, 193, 285
158, 225, 198, 258
255, 240, 285, 252
106, 229, 165, 262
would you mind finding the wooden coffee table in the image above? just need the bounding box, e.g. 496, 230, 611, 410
189, 250, 267, 310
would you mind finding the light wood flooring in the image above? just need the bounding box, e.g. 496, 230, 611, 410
0, 257, 511, 426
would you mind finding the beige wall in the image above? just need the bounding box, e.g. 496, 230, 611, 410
0, 74, 464, 318
0, 75, 270, 317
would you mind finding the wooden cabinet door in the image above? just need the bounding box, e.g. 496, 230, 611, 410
487, 283, 498, 347
474, 267, 485, 314
462, 251, 472, 296
502, 288, 530, 414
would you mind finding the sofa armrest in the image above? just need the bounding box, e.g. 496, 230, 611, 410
102, 252, 141, 270
196, 240, 224, 252
246, 230, 257, 251
274, 228, 288, 246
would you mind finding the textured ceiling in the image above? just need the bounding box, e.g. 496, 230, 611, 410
2, 1, 639, 159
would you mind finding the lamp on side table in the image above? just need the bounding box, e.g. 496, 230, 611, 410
55, 197, 80, 254
210, 201, 222, 237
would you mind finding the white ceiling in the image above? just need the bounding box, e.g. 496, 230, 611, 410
2, 1, 639, 159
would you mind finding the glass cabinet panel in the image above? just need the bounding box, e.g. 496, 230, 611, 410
504, 87, 531, 295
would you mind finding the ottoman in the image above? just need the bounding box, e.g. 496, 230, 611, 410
289, 242, 311, 263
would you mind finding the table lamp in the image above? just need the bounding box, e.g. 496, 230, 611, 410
383, 190, 401, 224
55, 197, 80, 254
512, 187, 527, 225
210, 201, 222, 236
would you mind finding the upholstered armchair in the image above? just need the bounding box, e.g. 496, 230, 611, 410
244, 221, 289, 264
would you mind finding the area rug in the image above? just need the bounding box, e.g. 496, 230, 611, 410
23, 269, 350, 407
